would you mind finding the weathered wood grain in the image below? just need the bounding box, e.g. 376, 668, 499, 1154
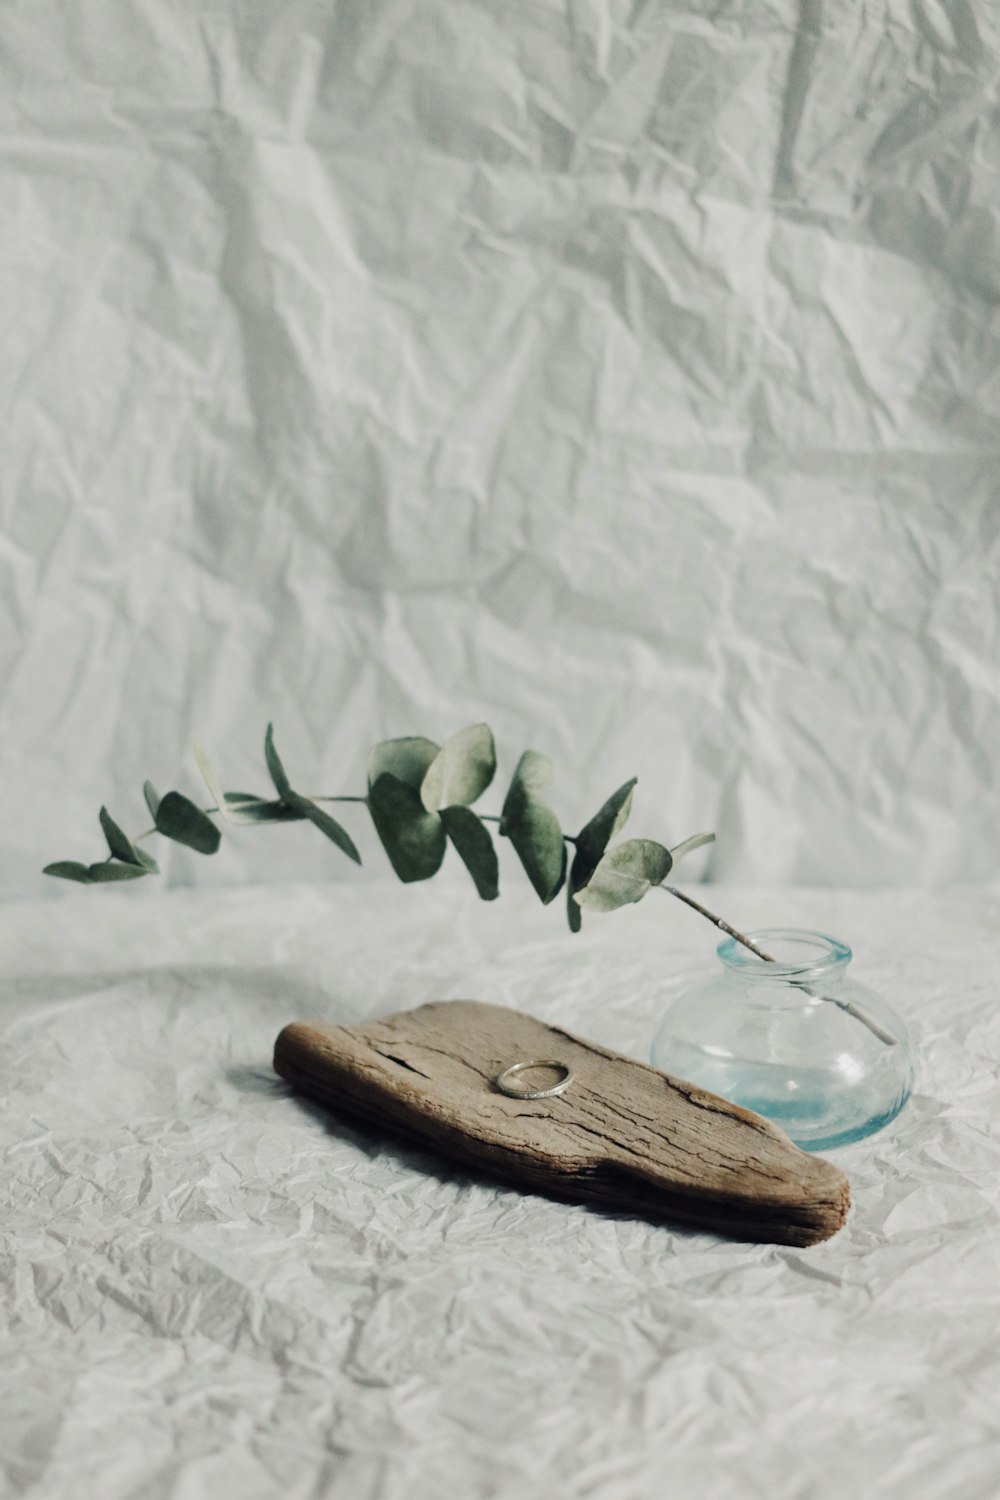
273, 999, 850, 1247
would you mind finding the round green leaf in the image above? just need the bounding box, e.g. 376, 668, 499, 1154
420, 724, 496, 813
98, 806, 158, 872
43, 861, 94, 884
499, 752, 554, 835
575, 779, 637, 869
566, 876, 583, 933
154, 791, 222, 855
567, 778, 638, 932
368, 772, 446, 883
143, 781, 161, 821
86, 861, 151, 882
440, 805, 499, 900
502, 793, 566, 904
100, 806, 140, 864
368, 737, 440, 792
573, 839, 672, 912
499, 750, 566, 903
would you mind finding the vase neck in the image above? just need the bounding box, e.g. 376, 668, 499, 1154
717, 929, 852, 983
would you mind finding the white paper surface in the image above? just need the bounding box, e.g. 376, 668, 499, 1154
3, 2, 1000, 899
3, 881, 1000, 1499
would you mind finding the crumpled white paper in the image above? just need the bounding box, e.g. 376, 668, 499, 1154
3, 880, 1000, 1499
3, 2, 999, 901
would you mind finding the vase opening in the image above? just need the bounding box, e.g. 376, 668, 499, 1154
718, 929, 852, 981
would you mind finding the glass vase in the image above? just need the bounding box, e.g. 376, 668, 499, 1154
650, 929, 915, 1151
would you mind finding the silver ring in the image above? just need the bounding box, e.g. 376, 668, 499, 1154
494, 1059, 574, 1100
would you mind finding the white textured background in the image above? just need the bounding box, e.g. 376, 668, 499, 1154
6, 12, 1000, 1497
4, 0, 1000, 900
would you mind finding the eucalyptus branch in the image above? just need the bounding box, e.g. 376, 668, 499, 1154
659, 884, 774, 959
41, 718, 888, 1045
656, 886, 897, 1046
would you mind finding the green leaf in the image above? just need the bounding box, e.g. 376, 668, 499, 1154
575, 779, 637, 870
567, 778, 638, 932
566, 877, 583, 933
154, 791, 222, 855
506, 798, 566, 903
368, 772, 446, 883
223, 792, 308, 824
498, 752, 554, 836
100, 805, 139, 863
499, 751, 566, 903
294, 797, 361, 864
99, 806, 158, 872
143, 781, 160, 821
43, 861, 94, 884
669, 832, 715, 865
261, 726, 358, 855
420, 724, 496, 813
86, 861, 151, 883
194, 741, 233, 823
264, 723, 294, 801
440, 806, 499, 900
574, 838, 673, 913
498, 751, 553, 837
367, 736, 440, 792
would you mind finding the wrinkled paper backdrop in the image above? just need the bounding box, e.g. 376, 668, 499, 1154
3, 0, 999, 898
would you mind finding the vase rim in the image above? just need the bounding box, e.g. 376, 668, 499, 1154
717, 928, 852, 979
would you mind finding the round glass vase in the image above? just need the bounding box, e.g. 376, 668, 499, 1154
650, 929, 915, 1151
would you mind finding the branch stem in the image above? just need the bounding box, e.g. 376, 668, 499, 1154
658, 885, 897, 1047
307, 795, 369, 805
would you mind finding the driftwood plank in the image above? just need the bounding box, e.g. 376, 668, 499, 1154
274, 1000, 850, 1247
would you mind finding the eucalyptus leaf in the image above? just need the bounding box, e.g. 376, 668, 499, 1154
567, 778, 638, 932
566, 877, 583, 933
575, 780, 637, 869
86, 861, 151, 883
368, 772, 446, 883
500, 751, 566, 903
368, 736, 440, 792
43, 861, 95, 884
294, 797, 361, 864
223, 792, 308, 824
502, 795, 566, 904
143, 781, 160, 821
264, 723, 294, 802
100, 805, 141, 864
99, 806, 158, 872
574, 838, 672, 912
669, 832, 716, 865
440, 806, 499, 900
154, 791, 222, 855
194, 741, 232, 823
499, 752, 555, 835
420, 724, 496, 813
498, 750, 554, 836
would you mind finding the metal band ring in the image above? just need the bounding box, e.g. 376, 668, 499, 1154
494, 1059, 574, 1100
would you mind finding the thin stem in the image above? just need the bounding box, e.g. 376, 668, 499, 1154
661, 885, 775, 961
307, 795, 369, 805
657, 885, 897, 1047
123, 794, 515, 850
